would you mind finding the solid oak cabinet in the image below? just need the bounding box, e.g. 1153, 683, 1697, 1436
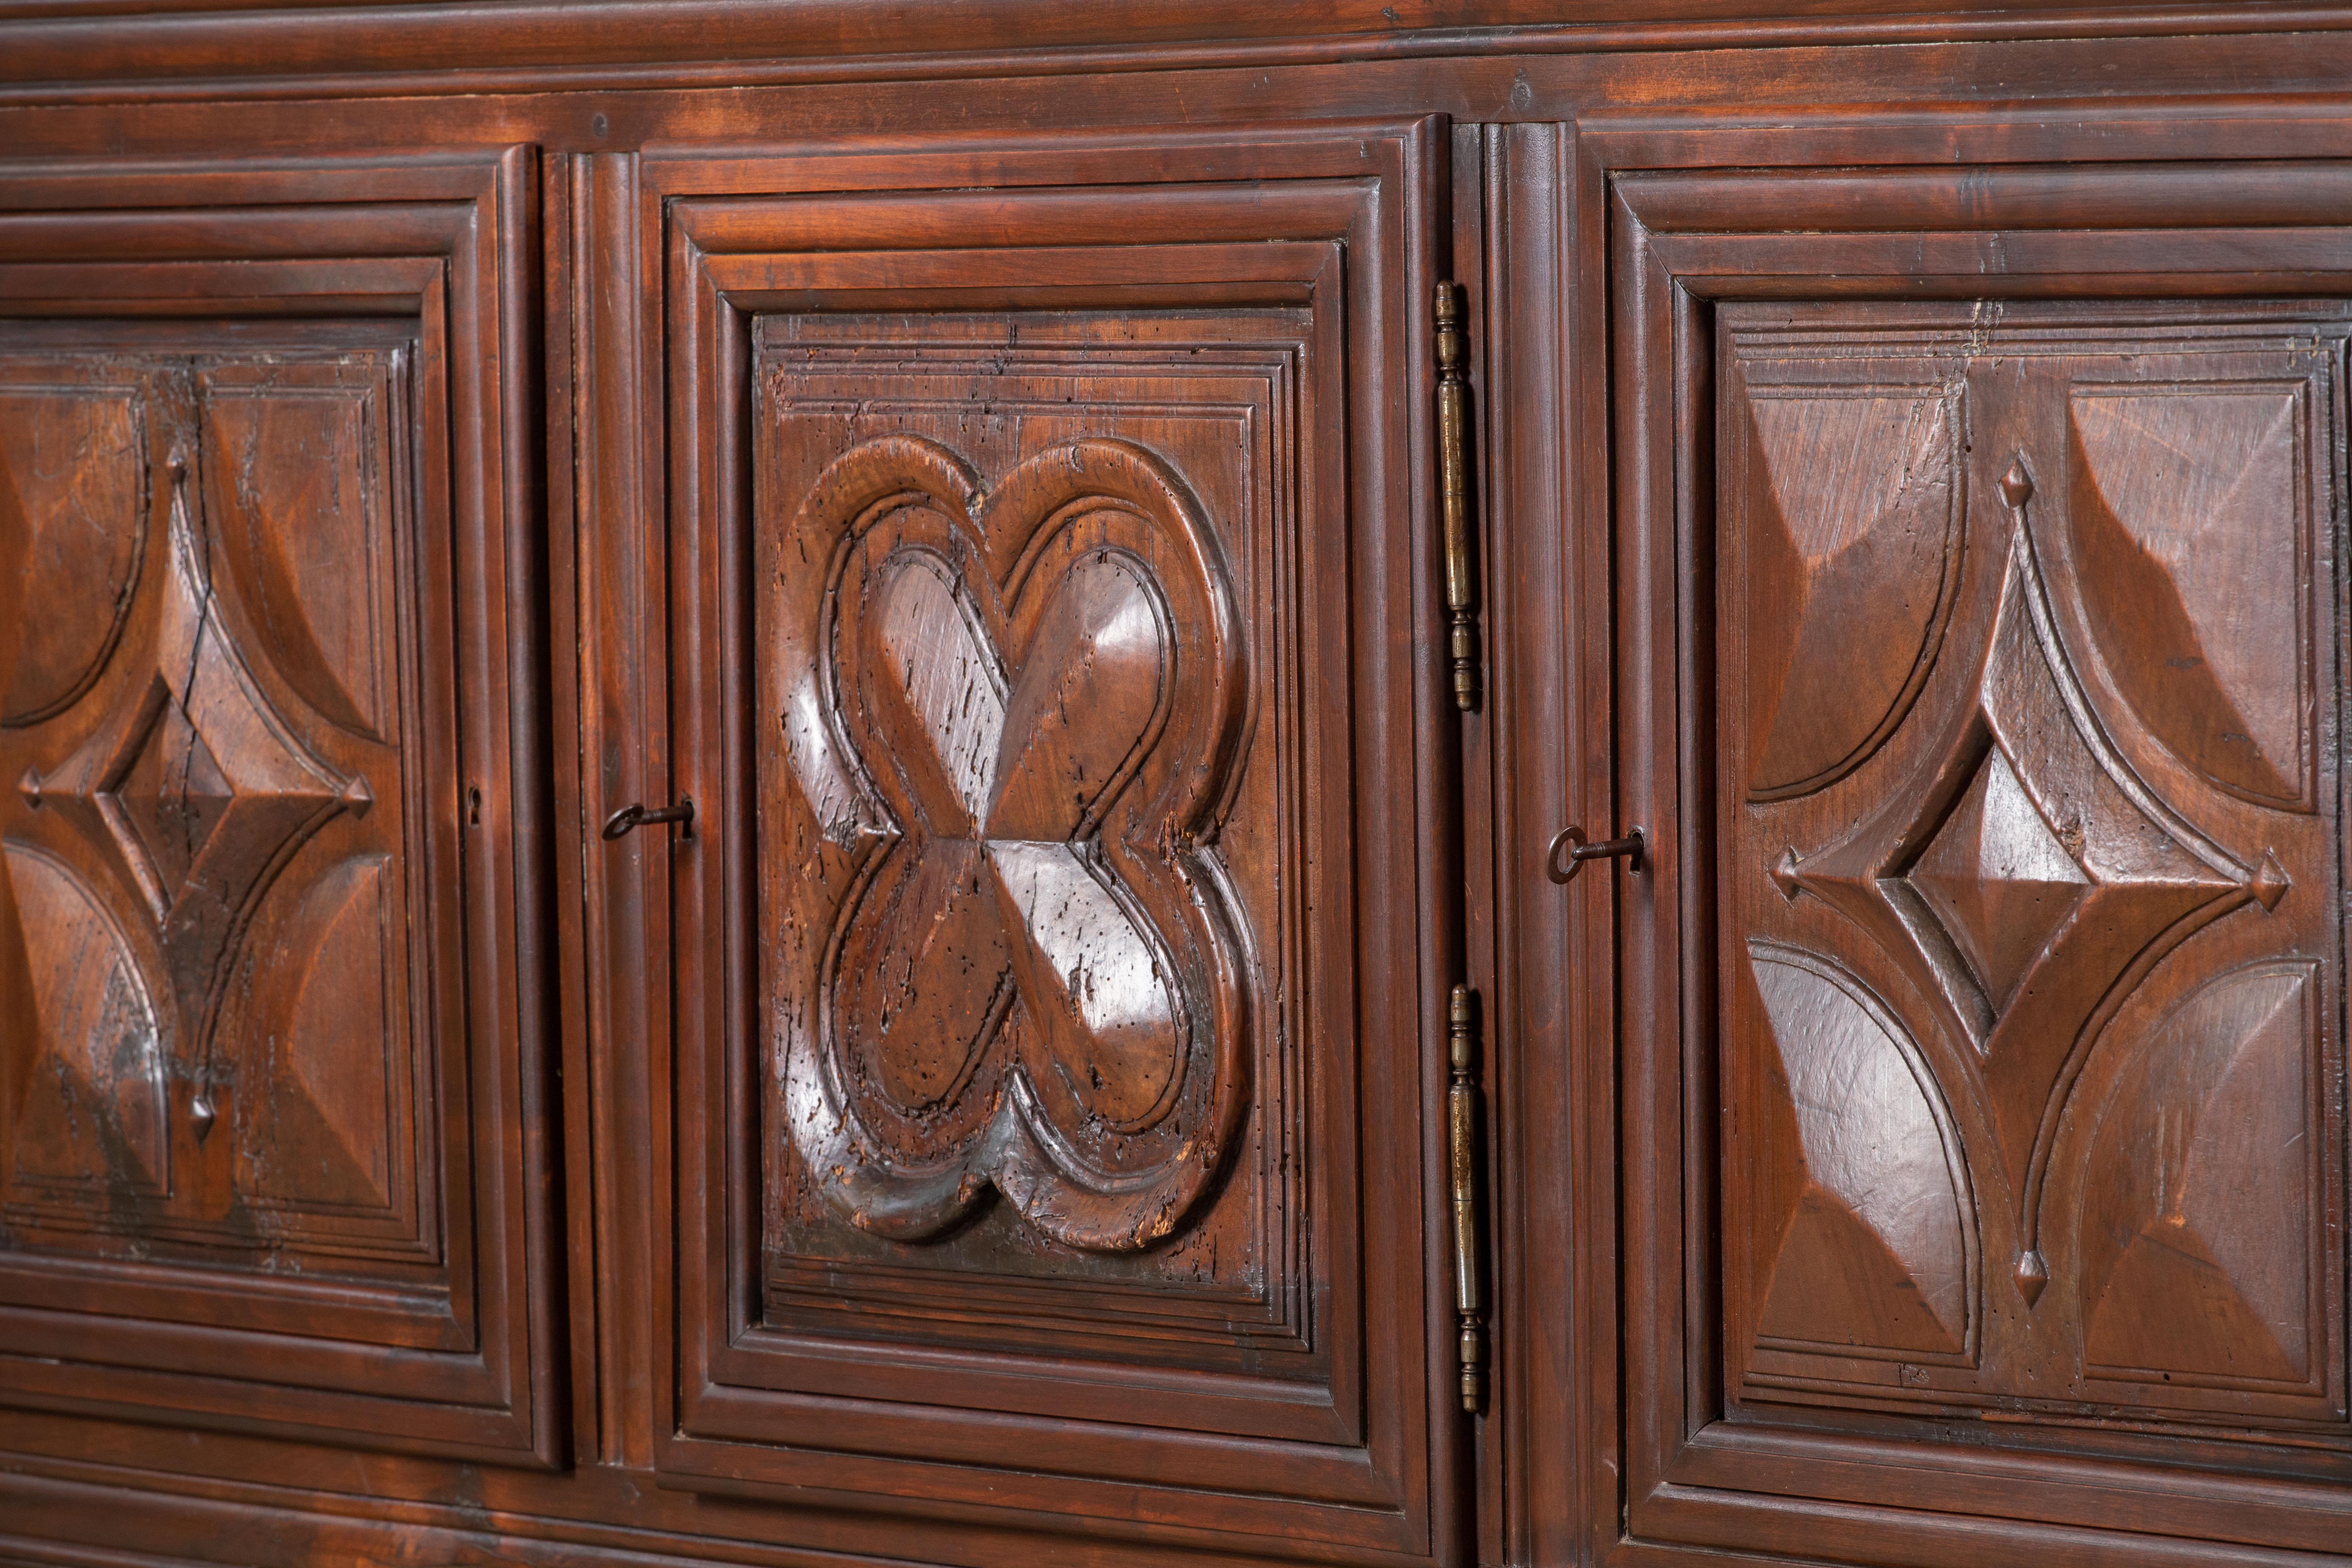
0, 9, 2349, 1568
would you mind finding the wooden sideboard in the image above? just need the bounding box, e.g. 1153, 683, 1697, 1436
0, 6, 2348, 1564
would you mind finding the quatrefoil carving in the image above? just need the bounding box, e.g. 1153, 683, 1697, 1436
776, 435, 1248, 1252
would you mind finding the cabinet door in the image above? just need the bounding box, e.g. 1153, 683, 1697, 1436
614, 124, 1466, 1563
1576, 161, 2352, 1566
0, 152, 557, 1465
1718, 308, 2338, 1431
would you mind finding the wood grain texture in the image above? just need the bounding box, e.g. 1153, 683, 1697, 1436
1724, 309, 2336, 1422
0, 149, 559, 1469
1593, 158, 2352, 1568
7, 0, 2346, 106
8, 10, 2352, 1568
644, 123, 1463, 1563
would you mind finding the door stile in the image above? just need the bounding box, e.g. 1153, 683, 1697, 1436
576, 146, 666, 1472
1470, 118, 1626, 1568
1613, 175, 1675, 1536
541, 146, 603, 1469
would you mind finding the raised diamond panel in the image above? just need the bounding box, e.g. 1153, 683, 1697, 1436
1722, 308, 2343, 1438
1905, 747, 2087, 1017
0, 344, 433, 1282
109, 691, 234, 916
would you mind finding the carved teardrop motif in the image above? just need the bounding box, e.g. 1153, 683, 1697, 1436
779, 435, 1247, 1253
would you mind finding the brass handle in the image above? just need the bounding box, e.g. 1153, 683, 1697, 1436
603, 797, 695, 841
1545, 824, 1644, 885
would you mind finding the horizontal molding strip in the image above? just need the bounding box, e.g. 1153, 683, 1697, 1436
0, 1, 2350, 105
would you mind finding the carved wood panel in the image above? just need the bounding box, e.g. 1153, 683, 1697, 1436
2, 341, 435, 1260
755, 319, 1302, 1367
3, 351, 432, 1269
651, 127, 1452, 1559
1719, 306, 2346, 1438
0, 144, 552, 1467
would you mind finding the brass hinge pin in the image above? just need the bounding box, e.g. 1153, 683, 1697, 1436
1447, 983, 1487, 1413
1434, 282, 1481, 712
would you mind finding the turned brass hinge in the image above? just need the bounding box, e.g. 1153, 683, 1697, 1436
1447, 983, 1487, 1413
1433, 282, 1481, 712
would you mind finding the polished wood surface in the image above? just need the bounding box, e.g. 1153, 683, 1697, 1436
11, 344, 411, 1253
648, 127, 1457, 1557
1722, 304, 2338, 1421
2, 7, 2351, 1568
1603, 162, 2352, 1566
0, 151, 559, 1473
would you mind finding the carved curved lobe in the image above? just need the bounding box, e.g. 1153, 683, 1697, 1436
1742, 389, 1963, 800
238, 855, 397, 1213
201, 375, 392, 741
1748, 943, 1972, 1357
2079, 962, 2317, 1386
783, 435, 1245, 1253
2068, 389, 2308, 807
0, 384, 146, 729
2, 843, 167, 1195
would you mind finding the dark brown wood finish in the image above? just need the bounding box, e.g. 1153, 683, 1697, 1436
643, 125, 1464, 1561
3, 9, 2352, 1568
0, 150, 560, 1468
1590, 160, 2352, 1566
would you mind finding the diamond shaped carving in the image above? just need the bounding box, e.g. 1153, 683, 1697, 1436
1786, 493, 2261, 1292
106, 692, 234, 916
22, 476, 367, 1055
1903, 747, 2088, 1019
